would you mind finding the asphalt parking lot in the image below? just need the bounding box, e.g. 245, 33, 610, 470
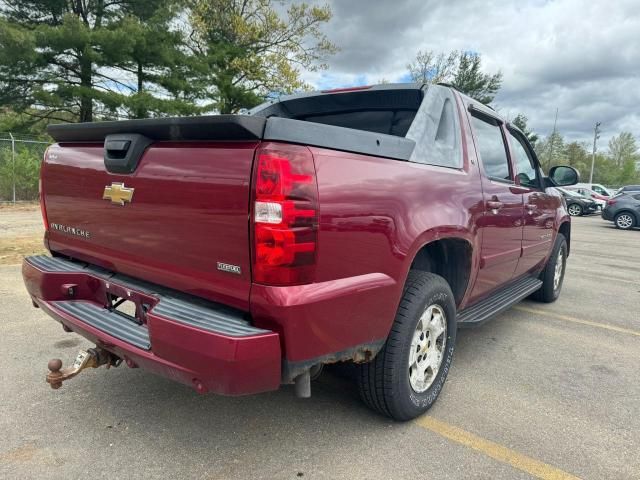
1, 212, 638, 480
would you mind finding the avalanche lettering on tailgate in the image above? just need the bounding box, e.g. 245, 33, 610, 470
50, 223, 91, 239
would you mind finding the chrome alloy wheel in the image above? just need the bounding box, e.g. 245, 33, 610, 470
408, 304, 447, 393
616, 213, 634, 229
553, 249, 564, 292
567, 204, 582, 216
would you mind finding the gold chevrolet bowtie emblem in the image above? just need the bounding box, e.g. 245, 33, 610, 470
103, 182, 134, 206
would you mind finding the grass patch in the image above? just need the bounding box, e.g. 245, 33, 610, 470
0, 235, 46, 265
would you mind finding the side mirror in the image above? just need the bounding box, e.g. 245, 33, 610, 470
548, 165, 579, 187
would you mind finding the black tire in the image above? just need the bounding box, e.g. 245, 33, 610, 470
614, 212, 636, 230
567, 203, 583, 216
531, 233, 567, 303
355, 271, 456, 421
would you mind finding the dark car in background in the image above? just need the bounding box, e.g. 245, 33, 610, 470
557, 187, 598, 216
602, 193, 640, 230
615, 185, 640, 196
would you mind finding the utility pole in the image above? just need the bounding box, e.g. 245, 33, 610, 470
9, 132, 15, 204
589, 122, 601, 184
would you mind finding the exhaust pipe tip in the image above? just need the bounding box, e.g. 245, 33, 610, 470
294, 370, 311, 398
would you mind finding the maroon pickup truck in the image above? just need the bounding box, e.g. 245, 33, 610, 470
23, 84, 578, 420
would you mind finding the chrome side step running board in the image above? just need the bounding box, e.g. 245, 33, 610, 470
457, 276, 542, 327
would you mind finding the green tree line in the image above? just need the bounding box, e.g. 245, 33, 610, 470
534, 128, 640, 187
0, 0, 336, 126
1, 4, 638, 199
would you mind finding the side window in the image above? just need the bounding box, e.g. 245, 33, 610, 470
507, 130, 539, 189
471, 115, 511, 182
406, 85, 462, 168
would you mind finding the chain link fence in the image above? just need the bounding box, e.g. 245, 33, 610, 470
0, 132, 51, 203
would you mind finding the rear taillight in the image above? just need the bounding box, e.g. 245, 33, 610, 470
40, 149, 49, 231
251, 144, 318, 285
607, 198, 617, 206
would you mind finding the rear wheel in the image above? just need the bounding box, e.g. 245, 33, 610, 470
567, 203, 583, 216
356, 271, 456, 421
531, 233, 567, 303
614, 212, 635, 230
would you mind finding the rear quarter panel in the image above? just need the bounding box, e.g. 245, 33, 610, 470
250, 139, 485, 363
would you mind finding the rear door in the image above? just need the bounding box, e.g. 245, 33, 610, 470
506, 128, 557, 276
468, 111, 524, 300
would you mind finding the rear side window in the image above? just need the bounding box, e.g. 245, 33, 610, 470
406, 85, 462, 168
471, 116, 511, 182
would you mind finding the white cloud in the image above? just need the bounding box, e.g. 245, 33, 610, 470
302, 0, 640, 146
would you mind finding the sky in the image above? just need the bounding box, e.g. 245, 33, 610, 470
299, 0, 640, 147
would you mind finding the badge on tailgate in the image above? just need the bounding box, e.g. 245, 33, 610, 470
103, 182, 134, 206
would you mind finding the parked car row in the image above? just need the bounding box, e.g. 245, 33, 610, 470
562, 182, 640, 230
566, 185, 609, 209
556, 187, 598, 216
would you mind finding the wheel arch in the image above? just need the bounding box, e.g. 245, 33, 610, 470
408, 236, 474, 308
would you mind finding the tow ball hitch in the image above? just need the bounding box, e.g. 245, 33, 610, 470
46, 347, 120, 389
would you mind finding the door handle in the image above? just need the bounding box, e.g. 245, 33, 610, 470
487, 200, 503, 210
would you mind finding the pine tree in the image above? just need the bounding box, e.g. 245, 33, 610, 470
511, 114, 539, 147
452, 52, 502, 105
0, 1, 197, 122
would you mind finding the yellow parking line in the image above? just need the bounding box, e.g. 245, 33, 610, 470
416, 416, 581, 480
515, 306, 640, 337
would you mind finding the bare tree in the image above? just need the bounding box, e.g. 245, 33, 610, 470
407, 50, 458, 84
407, 50, 502, 104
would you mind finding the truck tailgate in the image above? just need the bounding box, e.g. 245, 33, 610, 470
43, 141, 257, 310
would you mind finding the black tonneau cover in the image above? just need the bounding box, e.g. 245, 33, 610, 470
47, 115, 266, 143
47, 84, 424, 161
264, 117, 415, 161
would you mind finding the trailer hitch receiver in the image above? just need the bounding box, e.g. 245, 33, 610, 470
46, 347, 119, 389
